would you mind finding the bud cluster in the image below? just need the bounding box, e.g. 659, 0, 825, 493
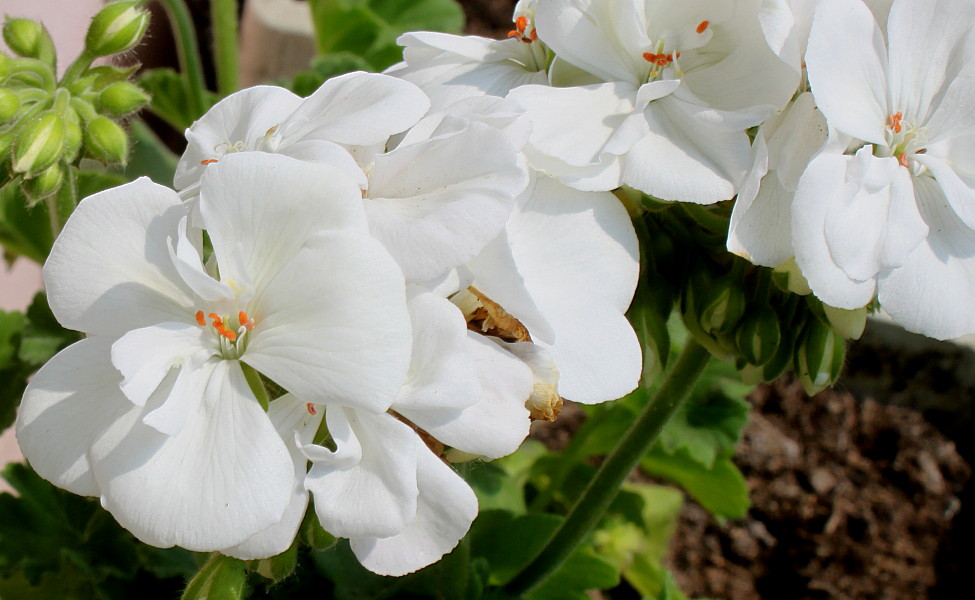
0, 2, 150, 202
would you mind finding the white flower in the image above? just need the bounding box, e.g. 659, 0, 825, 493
16, 152, 413, 552
174, 72, 431, 194
793, 0, 975, 338
505, 0, 800, 202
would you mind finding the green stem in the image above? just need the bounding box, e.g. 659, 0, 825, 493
209, 0, 240, 96
504, 339, 712, 597
59, 50, 96, 88
241, 362, 270, 411
156, 0, 209, 118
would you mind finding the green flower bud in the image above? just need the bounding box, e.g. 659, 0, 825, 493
62, 111, 83, 163
794, 319, 846, 396
85, 116, 128, 164
0, 128, 14, 157
699, 278, 747, 334
823, 304, 867, 340
12, 112, 65, 175
96, 81, 149, 116
0, 52, 12, 78
24, 163, 64, 201
771, 258, 812, 296
735, 306, 782, 366
0, 89, 20, 122
2, 18, 56, 65
85, 2, 150, 57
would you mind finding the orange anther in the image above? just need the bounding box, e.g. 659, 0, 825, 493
208, 313, 222, 326
195, 310, 206, 326
643, 52, 676, 66
888, 112, 903, 133
515, 15, 527, 33
697, 20, 709, 34
220, 329, 237, 342
238, 311, 248, 325
507, 30, 519, 38
306, 403, 317, 415
200, 159, 218, 165
898, 152, 909, 168
530, 29, 538, 41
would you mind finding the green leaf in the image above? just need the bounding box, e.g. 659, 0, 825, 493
122, 119, 179, 185
469, 510, 563, 586
313, 540, 407, 600
0, 182, 53, 264
641, 450, 749, 520
76, 169, 127, 198
525, 547, 619, 600
139, 68, 215, 131
0, 309, 27, 432
308, 0, 464, 71
299, 505, 337, 551
467, 440, 548, 515
181, 554, 247, 600
252, 542, 298, 583
19, 292, 78, 367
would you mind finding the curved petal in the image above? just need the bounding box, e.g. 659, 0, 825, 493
879, 176, 975, 339
805, 0, 888, 144
175, 86, 303, 190
15, 337, 138, 497
279, 140, 368, 189
199, 153, 368, 294
278, 71, 430, 147
92, 360, 294, 551
244, 231, 412, 412
914, 152, 975, 231
622, 96, 751, 203
792, 152, 879, 308
304, 408, 419, 539
224, 395, 320, 560
350, 441, 477, 576
44, 178, 195, 338
365, 119, 528, 282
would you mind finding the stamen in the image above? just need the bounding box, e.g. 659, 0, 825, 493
643, 51, 679, 66
200, 158, 218, 165
887, 112, 903, 133
697, 20, 709, 34
898, 152, 909, 168
195, 310, 206, 326
220, 328, 237, 342
306, 403, 317, 415
238, 311, 255, 331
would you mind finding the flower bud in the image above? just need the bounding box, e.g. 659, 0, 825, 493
823, 304, 867, 340
699, 278, 746, 334
794, 319, 845, 396
0, 89, 20, 122
0, 52, 12, 78
96, 81, 150, 116
24, 163, 64, 201
735, 305, 782, 366
62, 111, 84, 163
12, 112, 65, 175
85, 116, 128, 164
85, 2, 150, 57
771, 258, 812, 296
2, 18, 56, 64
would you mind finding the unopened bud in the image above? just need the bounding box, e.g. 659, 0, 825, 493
0, 89, 20, 122
85, 2, 150, 57
13, 112, 65, 175
794, 319, 845, 396
735, 306, 782, 366
85, 116, 128, 164
24, 163, 64, 201
62, 112, 83, 163
2, 18, 55, 65
0, 52, 12, 78
823, 304, 867, 340
772, 258, 812, 296
96, 81, 150, 116
699, 279, 746, 334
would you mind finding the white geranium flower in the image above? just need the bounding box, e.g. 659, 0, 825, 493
174, 72, 431, 194
793, 0, 975, 338
16, 152, 413, 552
506, 0, 800, 202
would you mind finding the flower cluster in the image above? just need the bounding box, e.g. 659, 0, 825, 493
16, 71, 640, 575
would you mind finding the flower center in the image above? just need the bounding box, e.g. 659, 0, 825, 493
640, 21, 708, 81
508, 14, 537, 43
883, 111, 928, 174
199, 125, 281, 166
195, 309, 256, 358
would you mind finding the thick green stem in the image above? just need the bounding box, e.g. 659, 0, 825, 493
156, 0, 209, 118
209, 0, 240, 96
504, 339, 712, 597
59, 50, 96, 88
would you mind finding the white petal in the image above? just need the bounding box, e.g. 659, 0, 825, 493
399, 332, 533, 460
278, 72, 430, 147
622, 97, 751, 203
244, 231, 412, 413
805, 0, 888, 144
305, 408, 419, 539
92, 360, 294, 551
887, 0, 975, 126
169, 216, 235, 302
224, 395, 320, 560
199, 152, 368, 294
111, 322, 214, 409
279, 140, 369, 189
175, 86, 303, 190
728, 149, 797, 267
914, 152, 975, 231
15, 338, 138, 497
792, 152, 879, 308
879, 176, 975, 339
365, 119, 528, 281
764, 92, 828, 190
350, 440, 477, 576
44, 178, 195, 338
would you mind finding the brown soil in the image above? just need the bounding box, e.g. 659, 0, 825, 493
666, 377, 970, 600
